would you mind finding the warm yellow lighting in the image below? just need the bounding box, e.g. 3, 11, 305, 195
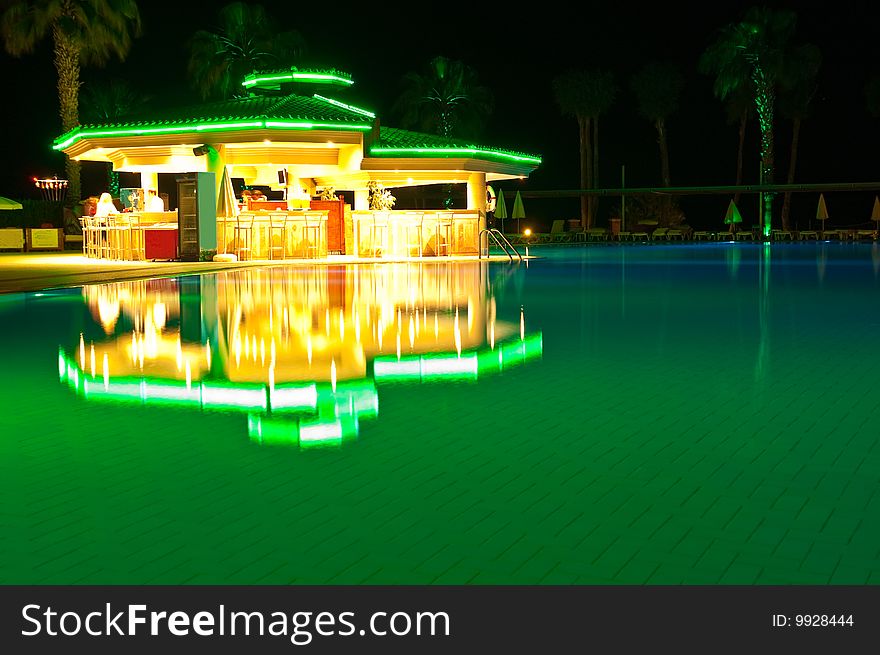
263, 139, 271, 145
407, 177, 414, 184
524, 228, 532, 237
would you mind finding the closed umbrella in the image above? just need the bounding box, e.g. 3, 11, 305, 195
511, 190, 526, 234
495, 188, 508, 234
723, 199, 742, 237
216, 167, 239, 254
871, 196, 880, 235
817, 193, 829, 236
216, 166, 238, 219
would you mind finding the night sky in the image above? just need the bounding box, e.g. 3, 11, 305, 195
1, 0, 877, 229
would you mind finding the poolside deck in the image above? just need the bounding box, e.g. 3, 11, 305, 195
0, 252, 526, 294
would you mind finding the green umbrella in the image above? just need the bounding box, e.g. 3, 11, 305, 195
495, 188, 508, 233
0, 196, 23, 210
723, 199, 742, 234
511, 190, 526, 233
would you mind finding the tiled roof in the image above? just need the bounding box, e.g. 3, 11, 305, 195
74, 94, 367, 131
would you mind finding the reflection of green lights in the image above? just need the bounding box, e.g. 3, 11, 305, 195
58, 333, 539, 448
57, 352, 374, 416
247, 414, 359, 448
373, 333, 543, 382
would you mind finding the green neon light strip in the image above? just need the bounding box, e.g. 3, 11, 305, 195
369, 146, 541, 164
263, 120, 370, 131
242, 72, 354, 88
313, 94, 376, 118
53, 119, 372, 150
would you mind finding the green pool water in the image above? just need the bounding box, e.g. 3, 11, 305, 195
2, 243, 879, 584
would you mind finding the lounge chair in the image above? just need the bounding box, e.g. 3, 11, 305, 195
735, 230, 753, 241
692, 231, 712, 241
587, 227, 608, 242
651, 228, 668, 241
855, 230, 876, 240
798, 230, 818, 240
666, 229, 683, 241
549, 220, 572, 243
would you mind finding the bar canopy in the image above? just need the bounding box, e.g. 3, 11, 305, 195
53, 66, 541, 194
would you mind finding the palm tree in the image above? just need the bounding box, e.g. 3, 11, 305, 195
81, 79, 150, 197
779, 44, 821, 231
700, 6, 804, 237
188, 2, 306, 100
392, 56, 494, 139
2, 0, 142, 204
724, 86, 753, 206
393, 56, 493, 209
630, 61, 684, 188
552, 69, 617, 229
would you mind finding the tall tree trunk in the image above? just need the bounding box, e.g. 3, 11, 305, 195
592, 115, 599, 227
53, 26, 81, 204
656, 118, 671, 187
780, 117, 800, 232
733, 109, 747, 206
655, 118, 672, 223
753, 65, 774, 237
578, 115, 588, 229
584, 116, 593, 230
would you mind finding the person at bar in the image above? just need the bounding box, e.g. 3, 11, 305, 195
145, 189, 165, 212
95, 193, 117, 218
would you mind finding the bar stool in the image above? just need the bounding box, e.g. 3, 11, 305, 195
78, 217, 89, 256
128, 212, 145, 261
427, 212, 452, 256
302, 211, 323, 259
365, 211, 389, 257
110, 214, 134, 260
234, 212, 255, 261
403, 211, 424, 257
95, 216, 112, 259
267, 212, 287, 260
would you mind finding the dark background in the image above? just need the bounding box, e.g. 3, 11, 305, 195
1, 0, 877, 230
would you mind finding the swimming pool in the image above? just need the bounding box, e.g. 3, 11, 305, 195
2, 243, 879, 584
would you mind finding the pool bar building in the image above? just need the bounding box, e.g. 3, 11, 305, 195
54, 67, 542, 261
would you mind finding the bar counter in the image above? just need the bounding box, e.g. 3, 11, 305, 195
218, 209, 329, 260
79, 211, 179, 260
351, 210, 480, 258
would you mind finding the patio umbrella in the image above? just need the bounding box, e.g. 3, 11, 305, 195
0, 196, 23, 210
723, 199, 742, 235
215, 166, 239, 255
216, 166, 239, 219
871, 196, 880, 233
816, 193, 829, 235
495, 188, 508, 233
511, 190, 526, 234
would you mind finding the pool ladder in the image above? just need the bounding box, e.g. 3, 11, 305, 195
479, 229, 523, 261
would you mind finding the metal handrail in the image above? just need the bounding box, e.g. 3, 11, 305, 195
479, 228, 523, 261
